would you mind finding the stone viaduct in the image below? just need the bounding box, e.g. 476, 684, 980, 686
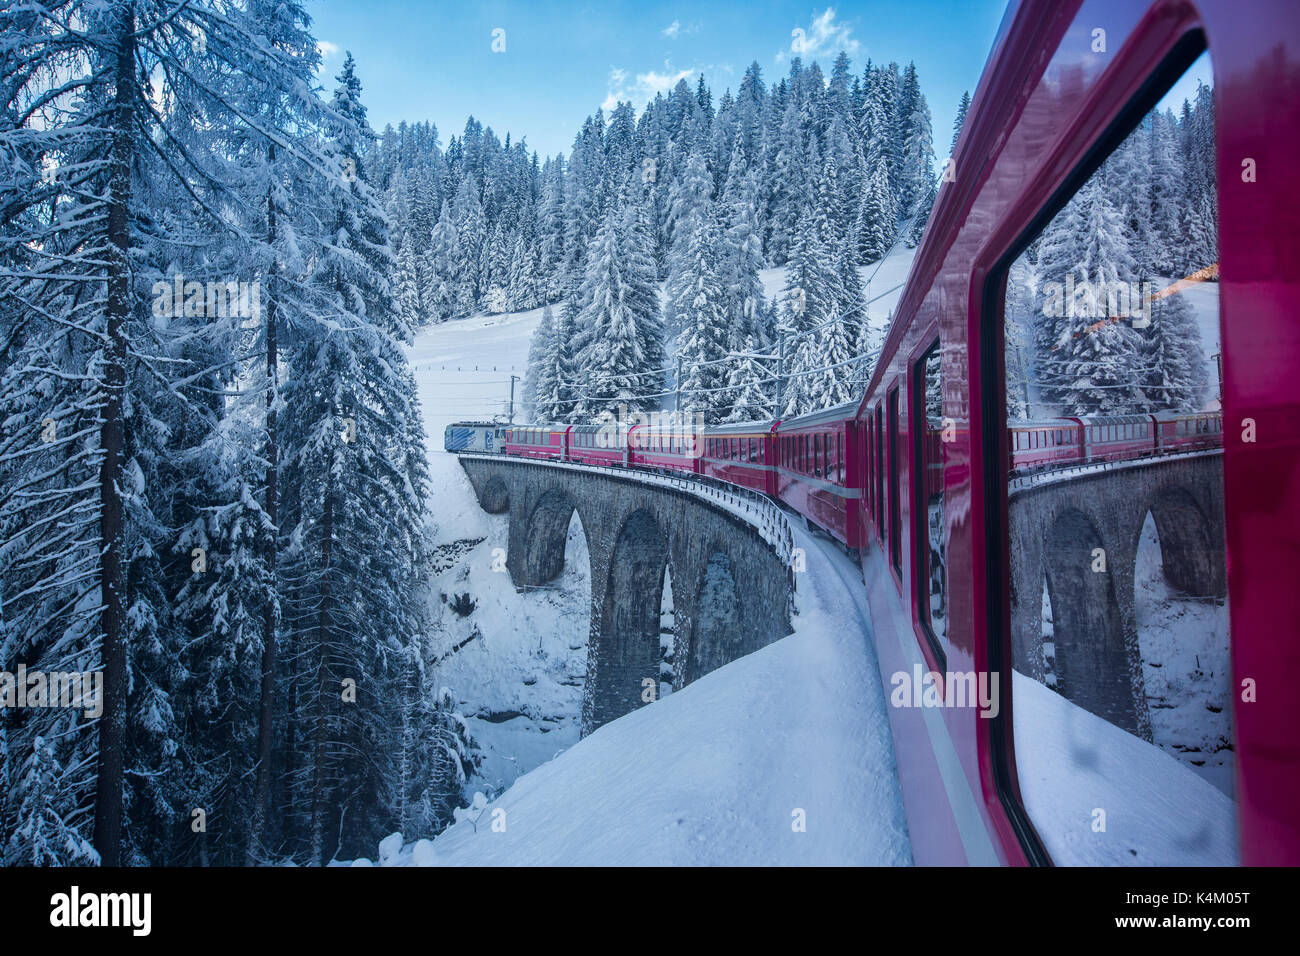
457, 455, 795, 735
1007, 452, 1226, 740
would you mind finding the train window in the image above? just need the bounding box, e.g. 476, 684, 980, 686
915, 342, 947, 661
813, 435, 822, 477
865, 422, 874, 512
888, 387, 901, 577
998, 48, 1233, 865
875, 406, 885, 538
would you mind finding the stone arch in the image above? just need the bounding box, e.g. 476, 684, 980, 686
1041, 507, 1142, 733
685, 546, 741, 683
521, 488, 588, 586
1140, 484, 1225, 598
479, 475, 509, 514
589, 508, 675, 729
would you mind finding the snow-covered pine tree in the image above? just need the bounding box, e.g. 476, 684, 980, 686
277, 55, 436, 865
426, 200, 459, 321
718, 140, 769, 347
480, 220, 511, 313
662, 151, 716, 338
536, 156, 568, 301
542, 294, 583, 422
523, 304, 556, 415
673, 210, 733, 424
724, 335, 774, 422
1034, 178, 1145, 414
573, 199, 663, 418
396, 238, 425, 327
857, 161, 894, 264
1138, 288, 1210, 411
451, 176, 486, 316
776, 176, 839, 416
951, 90, 971, 157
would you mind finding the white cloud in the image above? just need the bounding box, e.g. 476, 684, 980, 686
776, 7, 860, 63
662, 19, 700, 40
601, 63, 694, 112
317, 40, 341, 59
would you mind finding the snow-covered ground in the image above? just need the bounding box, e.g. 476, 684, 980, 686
369, 526, 911, 867
1018, 513, 1236, 865
1134, 513, 1234, 794
1013, 669, 1237, 866
407, 304, 590, 792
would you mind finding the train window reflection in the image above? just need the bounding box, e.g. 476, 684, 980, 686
1001, 51, 1234, 865
916, 341, 947, 661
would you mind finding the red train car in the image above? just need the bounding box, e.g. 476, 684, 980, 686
700, 419, 779, 495
1008, 418, 1084, 473
567, 423, 626, 467
1080, 414, 1156, 464
774, 402, 863, 550
629, 424, 703, 475
851, 0, 1300, 866
503, 424, 566, 460
1156, 410, 1223, 453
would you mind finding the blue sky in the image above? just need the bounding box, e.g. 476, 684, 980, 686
308, 1, 1010, 159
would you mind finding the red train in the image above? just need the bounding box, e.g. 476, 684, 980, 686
493, 407, 1222, 556
459, 0, 1300, 867
1009, 412, 1223, 474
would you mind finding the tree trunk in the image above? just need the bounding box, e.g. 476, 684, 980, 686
250, 143, 279, 863
309, 467, 335, 865
93, 7, 135, 868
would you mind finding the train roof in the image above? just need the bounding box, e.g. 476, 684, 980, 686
1007, 417, 1081, 428
777, 400, 860, 430
1079, 415, 1156, 425
705, 418, 780, 435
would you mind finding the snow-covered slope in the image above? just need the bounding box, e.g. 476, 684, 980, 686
408, 304, 546, 544
370, 528, 911, 867
760, 244, 916, 333
407, 305, 591, 792
1013, 669, 1237, 866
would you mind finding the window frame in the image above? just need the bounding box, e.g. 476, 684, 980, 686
978, 27, 1213, 868
888, 385, 902, 582
913, 337, 948, 671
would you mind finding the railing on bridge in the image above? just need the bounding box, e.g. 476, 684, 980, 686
1008, 447, 1224, 496
458, 453, 799, 582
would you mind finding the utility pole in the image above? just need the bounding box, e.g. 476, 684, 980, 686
508, 374, 519, 424
774, 332, 787, 416
674, 355, 683, 413
1014, 344, 1032, 419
